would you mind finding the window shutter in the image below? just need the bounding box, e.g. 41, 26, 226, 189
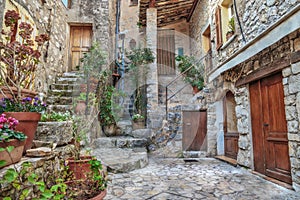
215, 6, 223, 50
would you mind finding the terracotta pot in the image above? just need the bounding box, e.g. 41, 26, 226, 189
75, 100, 86, 114
89, 189, 107, 200
0, 86, 37, 99
65, 180, 107, 200
4, 112, 41, 153
192, 86, 200, 95
102, 124, 118, 136
132, 119, 145, 130
0, 139, 26, 168
67, 156, 92, 180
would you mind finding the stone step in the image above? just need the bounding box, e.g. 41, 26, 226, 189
91, 148, 148, 173
92, 137, 148, 149
47, 105, 73, 112
49, 83, 80, 91
55, 77, 82, 85
47, 96, 73, 105
48, 89, 80, 97
183, 151, 207, 158
63, 72, 83, 78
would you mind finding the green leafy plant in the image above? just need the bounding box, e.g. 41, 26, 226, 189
132, 113, 144, 122
228, 17, 235, 33
176, 55, 205, 90
126, 47, 154, 118
0, 151, 67, 200
40, 111, 72, 122
0, 10, 49, 101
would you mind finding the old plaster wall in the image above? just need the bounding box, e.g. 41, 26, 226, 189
0, 0, 69, 94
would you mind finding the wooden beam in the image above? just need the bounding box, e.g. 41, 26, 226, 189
235, 58, 290, 87
149, 0, 156, 8
187, 0, 199, 21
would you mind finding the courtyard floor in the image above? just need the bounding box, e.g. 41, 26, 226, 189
105, 155, 300, 200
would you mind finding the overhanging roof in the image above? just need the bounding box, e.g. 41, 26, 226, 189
139, 0, 197, 27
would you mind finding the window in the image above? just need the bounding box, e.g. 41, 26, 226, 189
62, 0, 71, 8
215, 6, 222, 50
130, 0, 138, 6
215, 0, 236, 50
202, 25, 211, 53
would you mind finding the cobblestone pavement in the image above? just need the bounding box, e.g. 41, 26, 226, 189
105, 156, 300, 200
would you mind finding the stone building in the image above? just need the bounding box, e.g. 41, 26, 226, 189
0, 0, 115, 94
1, 0, 300, 191
188, 0, 300, 191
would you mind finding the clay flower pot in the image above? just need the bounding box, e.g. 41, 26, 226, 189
66, 156, 93, 180
4, 112, 41, 153
0, 139, 26, 168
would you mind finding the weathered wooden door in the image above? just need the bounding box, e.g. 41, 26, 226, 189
250, 73, 292, 184
182, 110, 207, 151
224, 91, 239, 159
69, 26, 92, 71
157, 29, 175, 75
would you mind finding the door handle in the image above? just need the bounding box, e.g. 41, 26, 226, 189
263, 123, 269, 127
186, 123, 191, 126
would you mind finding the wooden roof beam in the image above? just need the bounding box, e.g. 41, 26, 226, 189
150, 0, 156, 8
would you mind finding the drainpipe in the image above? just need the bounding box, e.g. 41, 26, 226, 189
115, 0, 121, 65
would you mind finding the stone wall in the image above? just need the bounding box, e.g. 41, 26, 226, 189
223, 29, 300, 190
67, 0, 116, 63
0, 0, 69, 94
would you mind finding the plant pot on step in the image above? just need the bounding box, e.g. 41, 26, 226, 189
132, 119, 145, 130
192, 86, 200, 95
0, 139, 26, 168
102, 124, 118, 137
66, 156, 93, 180
4, 112, 41, 153
65, 180, 107, 200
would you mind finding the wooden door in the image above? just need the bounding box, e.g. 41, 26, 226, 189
250, 73, 292, 184
69, 26, 92, 71
182, 111, 207, 151
157, 29, 175, 75
224, 91, 239, 159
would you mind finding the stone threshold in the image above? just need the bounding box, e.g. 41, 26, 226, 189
214, 155, 237, 166
251, 171, 294, 191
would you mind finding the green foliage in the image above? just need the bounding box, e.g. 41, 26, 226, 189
176, 55, 205, 90
41, 111, 72, 122
228, 17, 235, 33
0, 97, 47, 113
126, 47, 154, 116
0, 155, 67, 200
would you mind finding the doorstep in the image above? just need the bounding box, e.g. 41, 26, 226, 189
215, 155, 237, 166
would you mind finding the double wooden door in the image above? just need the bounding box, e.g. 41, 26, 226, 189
157, 29, 175, 75
69, 26, 92, 71
250, 73, 292, 184
182, 111, 207, 151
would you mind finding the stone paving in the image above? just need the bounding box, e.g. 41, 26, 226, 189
105, 155, 300, 200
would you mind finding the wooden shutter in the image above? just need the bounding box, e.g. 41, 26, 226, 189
215, 6, 223, 50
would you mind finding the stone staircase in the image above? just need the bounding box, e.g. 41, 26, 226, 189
45, 72, 150, 173
47, 72, 83, 113
91, 135, 149, 173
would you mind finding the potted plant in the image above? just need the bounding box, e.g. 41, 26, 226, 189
0, 113, 27, 168
0, 10, 49, 100
126, 47, 154, 124
176, 55, 205, 94
226, 17, 235, 40
0, 97, 47, 152
65, 158, 107, 200
132, 113, 145, 130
